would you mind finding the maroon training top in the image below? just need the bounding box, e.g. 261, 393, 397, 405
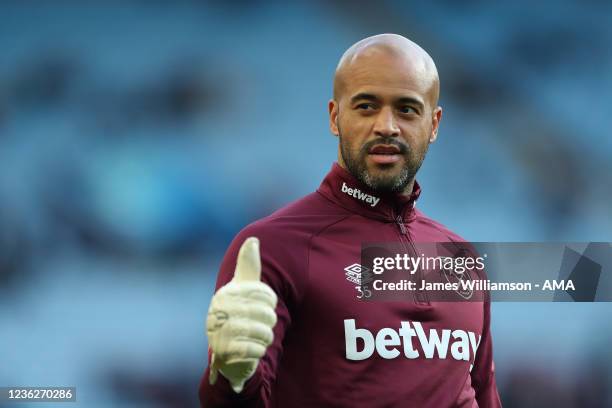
199, 163, 502, 408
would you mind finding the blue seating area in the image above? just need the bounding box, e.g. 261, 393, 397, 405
1, 2, 611, 406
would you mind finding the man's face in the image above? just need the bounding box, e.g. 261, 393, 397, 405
330, 51, 442, 194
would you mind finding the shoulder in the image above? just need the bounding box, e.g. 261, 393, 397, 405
412, 208, 491, 279
226, 192, 348, 306
412, 208, 468, 243
239, 191, 351, 243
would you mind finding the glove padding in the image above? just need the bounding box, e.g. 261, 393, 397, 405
206, 237, 278, 393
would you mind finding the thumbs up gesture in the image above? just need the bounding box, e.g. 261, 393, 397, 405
206, 237, 278, 393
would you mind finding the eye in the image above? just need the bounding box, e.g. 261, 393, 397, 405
399, 106, 417, 114
356, 103, 375, 110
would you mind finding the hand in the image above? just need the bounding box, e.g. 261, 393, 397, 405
206, 237, 278, 393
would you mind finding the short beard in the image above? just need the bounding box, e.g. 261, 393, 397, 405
338, 127, 426, 194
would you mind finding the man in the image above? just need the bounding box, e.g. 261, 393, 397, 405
199, 34, 501, 407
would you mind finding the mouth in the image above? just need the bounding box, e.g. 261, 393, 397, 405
367, 144, 403, 165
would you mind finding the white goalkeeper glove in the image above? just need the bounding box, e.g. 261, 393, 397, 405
206, 237, 278, 393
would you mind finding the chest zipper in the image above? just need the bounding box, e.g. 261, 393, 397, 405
395, 214, 429, 305
395, 215, 408, 235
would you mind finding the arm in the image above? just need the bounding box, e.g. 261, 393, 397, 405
471, 299, 502, 407
199, 228, 299, 407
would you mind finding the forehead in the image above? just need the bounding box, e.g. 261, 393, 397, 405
341, 52, 434, 103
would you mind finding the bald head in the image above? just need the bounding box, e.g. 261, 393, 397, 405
333, 34, 439, 106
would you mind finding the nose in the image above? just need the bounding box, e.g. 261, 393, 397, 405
373, 106, 400, 138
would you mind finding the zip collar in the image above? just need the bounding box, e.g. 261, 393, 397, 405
317, 162, 421, 223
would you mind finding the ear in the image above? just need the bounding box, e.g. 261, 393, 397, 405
429, 106, 442, 143
329, 99, 339, 137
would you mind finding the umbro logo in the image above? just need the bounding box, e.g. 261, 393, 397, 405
344, 263, 374, 286
344, 263, 375, 299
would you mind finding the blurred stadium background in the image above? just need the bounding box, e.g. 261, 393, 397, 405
1, 1, 611, 407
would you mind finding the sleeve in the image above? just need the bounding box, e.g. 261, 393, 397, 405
470, 299, 502, 407
198, 223, 305, 407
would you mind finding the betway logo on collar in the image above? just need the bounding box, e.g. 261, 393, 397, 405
344, 319, 481, 369
341, 182, 380, 207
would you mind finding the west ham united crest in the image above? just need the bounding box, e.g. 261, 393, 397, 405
441, 264, 474, 300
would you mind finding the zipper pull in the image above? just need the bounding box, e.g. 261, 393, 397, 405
395, 215, 407, 235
